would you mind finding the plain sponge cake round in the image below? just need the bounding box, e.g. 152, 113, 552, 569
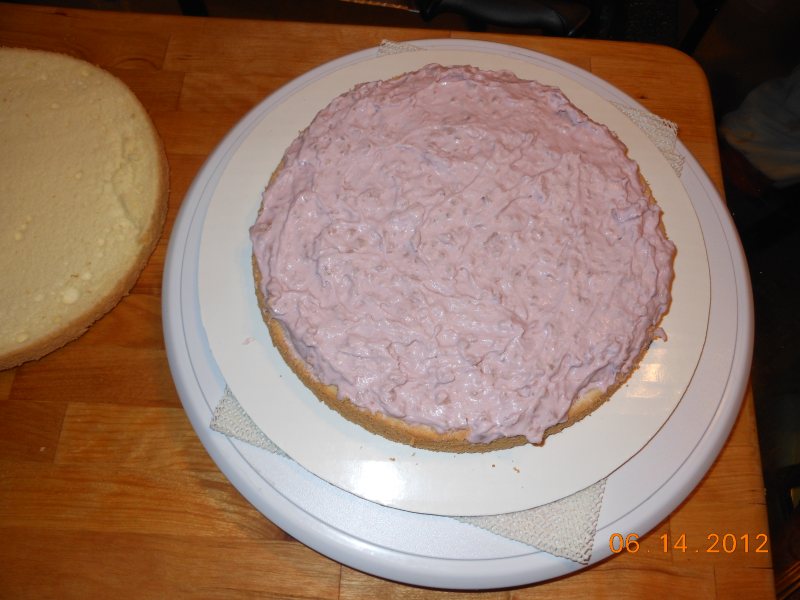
0, 48, 168, 370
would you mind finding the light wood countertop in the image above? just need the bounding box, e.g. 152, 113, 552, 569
0, 3, 774, 597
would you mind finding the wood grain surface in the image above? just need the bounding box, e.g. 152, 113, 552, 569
0, 3, 775, 597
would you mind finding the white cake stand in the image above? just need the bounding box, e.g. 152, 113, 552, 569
162, 39, 753, 589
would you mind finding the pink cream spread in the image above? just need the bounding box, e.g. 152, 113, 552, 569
250, 64, 675, 444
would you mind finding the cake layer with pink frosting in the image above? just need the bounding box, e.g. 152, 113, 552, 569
250, 64, 675, 445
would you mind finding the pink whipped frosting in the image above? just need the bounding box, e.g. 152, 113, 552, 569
250, 64, 675, 444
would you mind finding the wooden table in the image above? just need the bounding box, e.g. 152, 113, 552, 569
0, 3, 775, 597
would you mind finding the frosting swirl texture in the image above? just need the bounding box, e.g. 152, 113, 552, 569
250, 64, 675, 444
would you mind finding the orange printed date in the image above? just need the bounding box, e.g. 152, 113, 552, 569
609, 532, 769, 554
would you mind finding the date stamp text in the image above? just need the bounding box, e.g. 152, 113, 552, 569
609, 533, 769, 554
